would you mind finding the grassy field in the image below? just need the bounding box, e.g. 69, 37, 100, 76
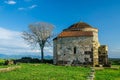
0, 63, 90, 80
95, 66, 120, 80
0, 62, 120, 80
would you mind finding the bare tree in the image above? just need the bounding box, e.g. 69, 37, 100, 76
22, 22, 54, 62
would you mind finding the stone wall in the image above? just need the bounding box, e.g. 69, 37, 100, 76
92, 31, 100, 66
98, 45, 108, 65
54, 36, 99, 66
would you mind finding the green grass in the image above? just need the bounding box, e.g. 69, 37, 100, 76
0, 63, 120, 80
0, 64, 90, 80
95, 65, 120, 80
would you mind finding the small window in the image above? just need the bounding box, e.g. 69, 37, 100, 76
74, 47, 76, 54
84, 58, 89, 61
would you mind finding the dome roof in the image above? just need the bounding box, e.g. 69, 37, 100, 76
64, 22, 92, 31
53, 22, 97, 40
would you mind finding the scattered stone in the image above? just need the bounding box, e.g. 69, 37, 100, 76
4, 60, 14, 65
87, 67, 95, 80
0, 66, 21, 72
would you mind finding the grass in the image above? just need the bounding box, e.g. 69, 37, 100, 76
0, 63, 90, 80
0, 62, 120, 80
95, 65, 120, 80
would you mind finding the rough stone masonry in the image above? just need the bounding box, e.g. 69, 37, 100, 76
53, 22, 108, 67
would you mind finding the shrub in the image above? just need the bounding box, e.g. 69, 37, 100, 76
0, 59, 5, 65
14, 57, 53, 64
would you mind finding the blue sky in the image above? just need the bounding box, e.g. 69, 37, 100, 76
0, 0, 120, 58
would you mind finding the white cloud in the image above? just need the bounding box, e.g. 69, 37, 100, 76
5, 0, 16, 5
0, 27, 19, 39
0, 27, 53, 56
29, 5, 37, 9
18, 4, 37, 11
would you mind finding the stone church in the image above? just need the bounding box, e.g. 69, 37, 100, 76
53, 22, 108, 66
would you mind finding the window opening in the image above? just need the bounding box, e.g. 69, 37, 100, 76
74, 47, 76, 54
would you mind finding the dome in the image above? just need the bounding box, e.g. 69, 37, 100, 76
64, 22, 93, 31
54, 22, 98, 39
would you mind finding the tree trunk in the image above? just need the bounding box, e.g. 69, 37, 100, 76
41, 47, 44, 63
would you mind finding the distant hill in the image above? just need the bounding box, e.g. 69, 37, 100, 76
0, 54, 7, 59
0, 54, 53, 59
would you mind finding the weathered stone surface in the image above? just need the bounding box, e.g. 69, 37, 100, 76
53, 22, 109, 66
98, 45, 109, 66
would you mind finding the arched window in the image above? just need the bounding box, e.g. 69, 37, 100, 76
74, 47, 76, 54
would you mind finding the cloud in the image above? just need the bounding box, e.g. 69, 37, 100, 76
0, 27, 29, 53
5, 0, 16, 5
29, 5, 37, 9
18, 4, 37, 11
0, 27, 53, 56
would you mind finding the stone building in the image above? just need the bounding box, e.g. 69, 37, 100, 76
53, 22, 108, 66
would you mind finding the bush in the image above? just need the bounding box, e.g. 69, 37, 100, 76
21, 57, 32, 60
42, 59, 53, 64
109, 58, 120, 65
0, 59, 5, 65
14, 57, 53, 64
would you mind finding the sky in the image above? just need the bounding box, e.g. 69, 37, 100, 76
0, 0, 120, 58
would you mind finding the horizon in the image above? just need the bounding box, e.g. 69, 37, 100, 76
0, 0, 120, 58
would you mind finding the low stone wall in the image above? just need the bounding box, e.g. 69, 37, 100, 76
0, 66, 21, 72
87, 67, 95, 80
